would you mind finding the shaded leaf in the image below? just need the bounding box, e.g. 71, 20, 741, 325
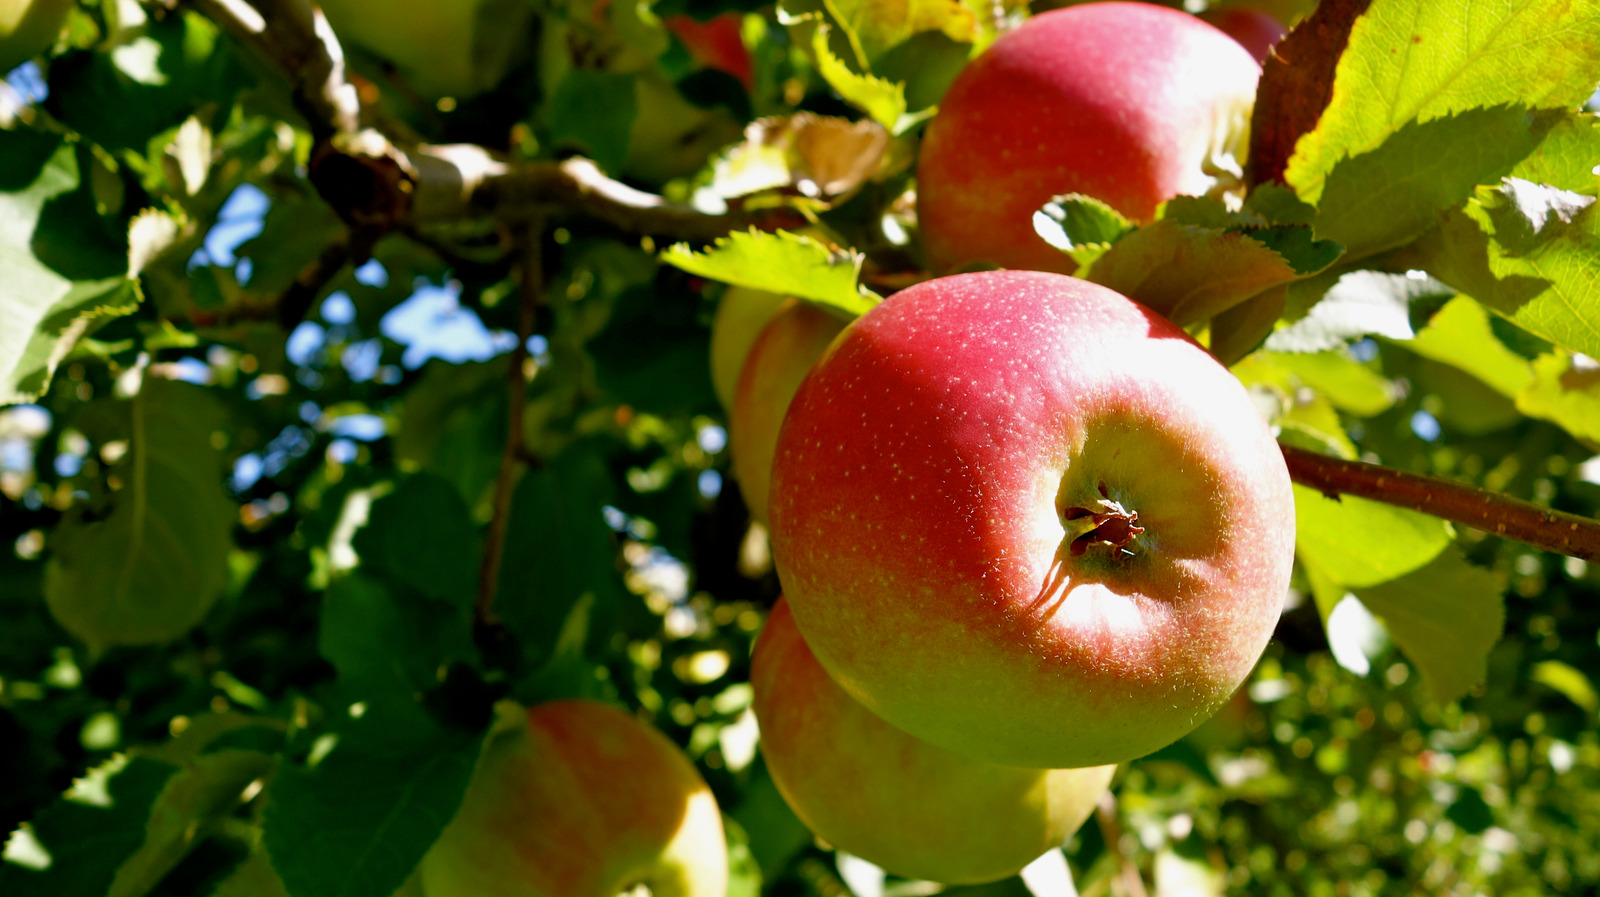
1355, 549, 1505, 704
1404, 296, 1532, 398
350, 473, 478, 605
1267, 270, 1446, 353
1033, 194, 1134, 268
45, 377, 235, 652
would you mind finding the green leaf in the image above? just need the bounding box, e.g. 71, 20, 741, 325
785, 0, 979, 64
0, 133, 139, 404
46, 12, 250, 153
1242, 183, 1316, 226
1405, 296, 1533, 398
1509, 111, 1600, 193
1294, 483, 1453, 589
261, 708, 486, 897
1032, 194, 1134, 268
1083, 222, 1321, 326
1514, 351, 1600, 443
394, 359, 508, 506
319, 574, 474, 699
107, 748, 276, 897
1, 755, 180, 896
1355, 549, 1505, 704
350, 473, 479, 605
809, 24, 907, 130
1285, 0, 1600, 204
546, 69, 638, 175
1529, 660, 1599, 715
661, 229, 879, 318
1266, 270, 1447, 353
497, 451, 623, 676
1417, 179, 1600, 360
1311, 107, 1553, 260
45, 377, 235, 653
1234, 351, 1397, 417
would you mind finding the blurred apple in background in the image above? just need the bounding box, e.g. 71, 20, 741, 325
421, 700, 728, 897
318, 0, 532, 99
752, 598, 1115, 884
916, 2, 1260, 273
729, 298, 846, 525
710, 286, 789, 411
664, 13, 753, 90
769, 270, 1295, 769
1199, 3, 1288, 63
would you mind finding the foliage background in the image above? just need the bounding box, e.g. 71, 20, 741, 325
2, 0, 1600, 896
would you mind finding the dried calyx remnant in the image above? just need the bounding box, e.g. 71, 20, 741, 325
1064, 483, 1144, 557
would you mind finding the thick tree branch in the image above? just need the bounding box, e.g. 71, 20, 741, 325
1281, 443, 1600, 561
183, 0, 359, 136
476, 221, 544, 628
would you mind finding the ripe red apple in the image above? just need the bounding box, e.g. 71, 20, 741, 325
420, 700, 728, 897
768, 270, 1294, 769
664, 13, 754, 91
916, 2, 1260, 274
710, 286, 789, 411
752, 598, 1115, 884
730, 298, 846, 525
1199, 4, 1288, 63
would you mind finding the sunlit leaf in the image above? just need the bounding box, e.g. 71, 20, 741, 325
1285, 0, 1600, 204
1294, 484, 1453, 589
661, 229, 879, 318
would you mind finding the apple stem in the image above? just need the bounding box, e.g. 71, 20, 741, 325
1280, 442, 1600, 561
1064, 483, 1145, 557
476, 222, 545, 630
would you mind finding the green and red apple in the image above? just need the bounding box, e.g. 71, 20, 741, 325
729, 298, 846, 525
916, 2, 1260, 273
710, 286, 790, 412
768, 271, 1295, 769
421, 700, 728, 897
753, 598, 1115, 884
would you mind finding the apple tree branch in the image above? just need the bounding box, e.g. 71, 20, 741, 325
1280, 443, 1600, 562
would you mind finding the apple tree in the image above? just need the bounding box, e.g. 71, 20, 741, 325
3, 0, 1600, 894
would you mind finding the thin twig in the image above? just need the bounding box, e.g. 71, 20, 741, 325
1280, 442, 1600, 561
275, 227, 381, 328
476, 220, 544, 626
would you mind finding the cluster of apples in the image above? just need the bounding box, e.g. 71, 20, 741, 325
719, 1, 1297, 885
403, 3, 1297, 895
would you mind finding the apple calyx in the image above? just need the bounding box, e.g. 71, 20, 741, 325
1063, 483, 1144, 557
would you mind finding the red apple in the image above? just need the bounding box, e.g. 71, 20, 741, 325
420, 700, 728, 897
916, 2, 1260, 274
730, 298, 846, 525
664, 13, 754, 91
752, 598, 1115, 884
768, 270, 1294, 769
1199, 5, 1287, 63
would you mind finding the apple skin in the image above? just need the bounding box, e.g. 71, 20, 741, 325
768, 270, 1295, 769
710, 286, 790, 411
1199, 5, 1288, 63
664, 13, 753, 90
729, 299, 846, 525
752, 598, 1115, 884
420, 700, 728, 897
916, 2, 1260, 274
319, 0, 531, 99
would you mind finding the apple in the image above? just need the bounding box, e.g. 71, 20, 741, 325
0, 0, 72, 74
915, 2, 1260, 274
420, 700, 728, 897
664, 13, 753, 91
709, 286, 790, 411
1199, 4, 1287, 63
768, 270, 1295, 769
752, 598, 1115, 884
729, 298, 846, 525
